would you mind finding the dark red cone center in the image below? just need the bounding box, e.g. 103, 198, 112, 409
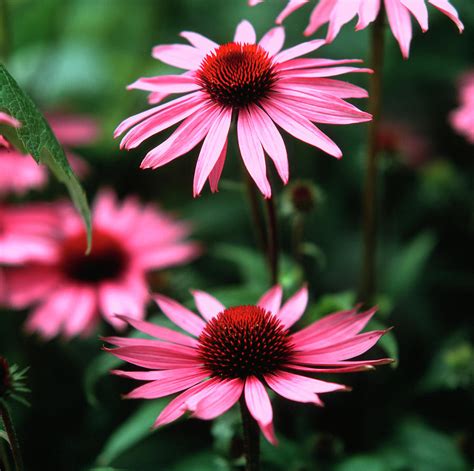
59, 228, 129, 284
197, 305, 293, 379
197, 43, 276, 109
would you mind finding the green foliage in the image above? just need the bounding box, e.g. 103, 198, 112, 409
0, 64, 91, 250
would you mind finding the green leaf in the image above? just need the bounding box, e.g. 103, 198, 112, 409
96, 399, 168, 466
0, 64, 91, 250
336, 455, 386, 471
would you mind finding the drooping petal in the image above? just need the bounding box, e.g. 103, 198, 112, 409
192, 378, 244, 419
193, 107, 232, 197
112, 366, 204, 381
237, 107, 272, 198
277, 284, 308, 328
385, 0, 413, 58
304, 0, 337, 36
234, 20, 257, 44
428, 0, 464, 31
326, 0, 360, 43
269, 371, 347, 394
261, 99, 342, 158
153, 293, 206, 337
63, 287, 97, 338
208, 140, 227, 193
275, 58, 364, 72
127, 75, 200, 94
257, 285, 283, 315
401, 0, 429, 31
276, 77, 368, 99
245, 376, 277, 444
180, 31, 219, 53
356, 0, 380, 30
152, 44, 205, 70
191, 290, 225, 321
276, 0, 309, 25
248, 105, 289, 183
115, 315, 198, 348
266, 372, 323, 405
125, 368, 209, 399
274, 39, 326, 63
259, 27, 285, 56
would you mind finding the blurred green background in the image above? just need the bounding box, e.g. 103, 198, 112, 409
1, 0, 473, 469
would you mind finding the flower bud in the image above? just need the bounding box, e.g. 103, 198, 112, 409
287, 180, 320, 213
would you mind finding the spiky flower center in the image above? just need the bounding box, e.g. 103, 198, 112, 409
60, 228, 129, 284
197, 43, 276, 108
197, 305, 293, 379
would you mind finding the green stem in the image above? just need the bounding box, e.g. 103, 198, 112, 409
0, 437, 12, 471
264, 196, 279, 285
240, 397, 260, 471
0, 401, 23, 471
359, 9, 385, 304
292, 213, 305, 266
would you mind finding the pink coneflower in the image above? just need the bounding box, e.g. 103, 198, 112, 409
105, 285, 392, 444
0, 112, 97, 196
0, 203, 59, 265
3, 190, 200, 339
450, 71, 474, 144
249, 0, 464, 59
115, 20, 372, 198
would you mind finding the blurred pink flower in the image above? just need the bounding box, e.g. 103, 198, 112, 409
105, 285, 392, 444
249, 0, 464, 58
116, 20, 372, 198
0, 112, 98, 196
3, 190, 200, 339
0, 112, 21, 148
450, 71, 474, 144
0, 203, 58, 265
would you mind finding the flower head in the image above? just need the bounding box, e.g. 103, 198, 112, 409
115, 20, 372, 198
450, 71, 474, 144
250, 0, 464, 59
0, 356, 29, 404
105, 285, 392, 444
3, 190, 200, 339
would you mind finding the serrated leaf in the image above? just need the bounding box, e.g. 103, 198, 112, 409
96, 399, 168, 466
0, 64, 91, 250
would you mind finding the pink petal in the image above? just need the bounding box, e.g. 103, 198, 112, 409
269, 371, 347, 394
105, 344, 199, 370
293, 329, 389, 363
257, 285, 283, 315
152, 44, 205, 70
112, 366, 204, 381
140, 104, 220, 169
261, 99, 342, 158
277, 77, 368, 99
127, 75, 200, 94
326, 0, 360, 43
154, 379, 219, 427
114, 315, 198, 347
259, 27, 285, 56
114, 92, 202, 138
63, 287, 97, 338
192, 378, 244, 419
248, 105, 289, 183
274, 39, 326, 63
153, 293, 206, 337
120, 92, 205, 149
275, 57, 364, 72
0, 112, 20, 128
136, 243, 200, 271
245, 377, 277, 445
277, 284, 308, 328
428, 0, 464, 31
276, 0, 309, 25
304, 0, 336, 36
237, 107, 272, 198
281, 66, 373, 78
385, 0, 413, 58
99, 281, 145, 330
265, 372, 323, 404
234, 20, 257, 44
125, 369, 208, 399
208, 139, 227, 193
191, 290, 225, 321
193, 107, 232, 197
356, 0, 380, 30
401, 0, 429, 31
287, 358, 393, 372
180, 31, 218, 53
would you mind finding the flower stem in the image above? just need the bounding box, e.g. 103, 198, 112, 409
264, 196, 279, 285
359, 8, 385, 304
0, 438, 12, 471
0, 401, 23, 471
240, 397, 260, 471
